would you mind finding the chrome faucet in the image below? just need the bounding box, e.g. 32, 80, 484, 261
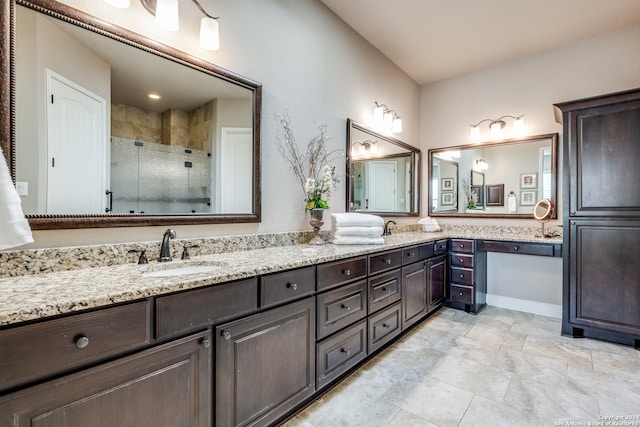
158, 228, 176, 262
383, 220, 396, 236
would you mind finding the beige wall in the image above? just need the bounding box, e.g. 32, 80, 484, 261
25, 0, 421, 248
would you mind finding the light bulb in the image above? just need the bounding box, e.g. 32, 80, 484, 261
490, 122, 502, 138
470, 126, 480, 140
383, 112, 393, 130
200, 17, 219, 50
373, 105, 384, 125
155, 0, 179, 32
513, 117, 525, 134
370, 142, 378, 154
392, 117, 402, 133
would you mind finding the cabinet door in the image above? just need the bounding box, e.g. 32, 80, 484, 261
565, 219, 640, 337
566, 98, 640, 217
216, 297, 315, 427
401, 261, 427, 330
427, 255, 447, 312
0, 331, 212, 427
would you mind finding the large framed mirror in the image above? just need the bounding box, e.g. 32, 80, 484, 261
0, 0, 262, 229
428, 133, 558, 218
346, 119, 420, 216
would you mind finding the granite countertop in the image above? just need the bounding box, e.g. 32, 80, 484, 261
0, 231, 562, 327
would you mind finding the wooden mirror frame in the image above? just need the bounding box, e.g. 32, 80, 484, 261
0, 0, 262, 229
346, 119, 421, 217
428, 133, 558, 219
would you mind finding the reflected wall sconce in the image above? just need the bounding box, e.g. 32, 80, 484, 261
475, 158, 488, 171
373, 102, 402, 133
469, 114, 524, 140
105, 0, 220, 50
351, 140, 378, 156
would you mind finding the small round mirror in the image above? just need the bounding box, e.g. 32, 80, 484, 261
533, 198, 554, 237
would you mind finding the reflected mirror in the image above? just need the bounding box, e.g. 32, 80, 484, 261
1, 0, 262, 229
429, 133, 558, 218
346, 119, 420, 216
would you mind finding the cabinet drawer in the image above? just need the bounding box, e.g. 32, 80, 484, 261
451, 239, 474, 254
368, 302, 401, 353
317, 256, 367, 291
402, 246, 424, 265
450, 284, 474, 305
156, 278, 258, 340
451, 267, 474, 286
317, 280, 367, 340
369, 249, 402, 275
368, 270, 402, 314
434, 239, 449, 255
260, 266, 316, 308
479, 240, 555, 257
0, 301, 151, 392
316, 320, 367, 390
450, 254, 474, 268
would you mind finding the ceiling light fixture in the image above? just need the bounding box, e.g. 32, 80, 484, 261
373, 101, 402, 134
105, 0, 220, 50
469, 114, 524, 140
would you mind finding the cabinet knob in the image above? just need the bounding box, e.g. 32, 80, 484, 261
341, 304, 351, 311
513, 246, 519, 251
340, 348, 351, 356
459, 292, 464, 296
384, 258, 391, 264
459, 244, 464, 248
287, 282, 298, 291
408, 252, 416, 257
201, 338, 211, 349
459, 258, 464, 263
382, 287, 391, 294
343, 269, 351, 276
382, 323, 391, 328
459, 274, 464, 279
74, 335, 90, 349
221, 331, 231, 340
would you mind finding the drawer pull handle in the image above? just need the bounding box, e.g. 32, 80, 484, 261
221, 331, 231, 340
408, 252, 416, 257
459, 274, 464, 279
74, 335, 90, 349
384, 258, 391, 264
382, 287, 392, 294
459, 292, 464, 296
459, 244, 464, 248
287, 282, 298, 291
201, 338, 211, 349
341, 304, 351, 311
382, 323, 391, 329
513, 246, 519, 251
459, 258, 464, 263
340, 348, 351, 356
343, 269, 351, 276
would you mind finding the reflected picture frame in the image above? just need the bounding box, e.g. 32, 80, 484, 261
520, 173, 537, 189
441, 178, 455, 191
441, 192, 454, 206
520, 190, 537, 206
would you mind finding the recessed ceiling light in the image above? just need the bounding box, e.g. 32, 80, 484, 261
148, 93, 161, 100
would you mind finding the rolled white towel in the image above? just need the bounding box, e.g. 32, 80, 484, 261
333, 226, 384, 238
332, 236, 385, 245
331, 213, 384, 228
0, 149, 33, 250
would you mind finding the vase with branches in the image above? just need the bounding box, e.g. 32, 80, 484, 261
276, 112, 342, 210
462, 177, 478, 209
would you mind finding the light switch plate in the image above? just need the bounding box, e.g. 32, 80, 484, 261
15, 181, 28, 196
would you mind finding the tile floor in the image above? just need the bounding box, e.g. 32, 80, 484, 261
283, 306, 640, 427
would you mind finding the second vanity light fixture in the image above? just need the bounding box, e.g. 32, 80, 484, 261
469, 114, 524, 140
373, 102, 402, 134
351, 140, 378, 156
104, 0, 220, 51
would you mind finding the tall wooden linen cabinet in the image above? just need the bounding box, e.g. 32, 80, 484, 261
554, 88, 640, 348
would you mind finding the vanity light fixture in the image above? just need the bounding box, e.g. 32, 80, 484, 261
148, 93, 161, 100
105, 0, 220, 50
373, 102, 402, 134
469, 114, 524, 140
351, 140, 378, 156
475, 158, 488, 171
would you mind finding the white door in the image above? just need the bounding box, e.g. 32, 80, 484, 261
367, 160, 397, 212
46, 70, 106, 214
219, 127, 253, 213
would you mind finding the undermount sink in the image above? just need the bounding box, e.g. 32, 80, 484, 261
141, 264, 224, 278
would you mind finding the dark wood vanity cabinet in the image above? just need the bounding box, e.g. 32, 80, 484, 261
426, 254, 447, 312
216, 297, 316, 427
0, 323, 211, 427
555, 88, 640, 347
446, 239, 486, 314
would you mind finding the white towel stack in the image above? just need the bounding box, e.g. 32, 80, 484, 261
331, 213, 385, 245
0, 149, 33, 250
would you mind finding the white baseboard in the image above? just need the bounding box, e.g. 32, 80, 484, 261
486, 294, 562, 318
